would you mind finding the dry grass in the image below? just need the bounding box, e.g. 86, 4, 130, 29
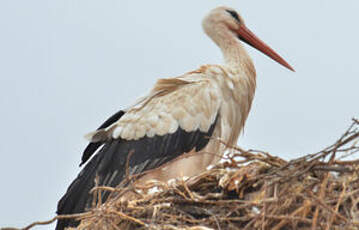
5, 118, 359, 230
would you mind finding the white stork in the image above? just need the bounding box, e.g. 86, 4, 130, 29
56, 6, 294, 229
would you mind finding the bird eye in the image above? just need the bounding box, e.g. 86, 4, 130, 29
226, 10, 240, 22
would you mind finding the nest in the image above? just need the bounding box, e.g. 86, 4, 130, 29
9, 119, 359, 230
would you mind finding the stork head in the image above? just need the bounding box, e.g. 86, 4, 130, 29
202, 6, 294, 72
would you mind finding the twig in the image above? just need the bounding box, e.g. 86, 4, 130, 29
7, 213, 91, 230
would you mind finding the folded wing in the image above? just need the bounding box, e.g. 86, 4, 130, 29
56, 75, 222, 229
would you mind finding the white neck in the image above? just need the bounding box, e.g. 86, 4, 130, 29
207, 25, 256, 78
221, 33, 247, 68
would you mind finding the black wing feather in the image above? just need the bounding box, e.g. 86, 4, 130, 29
56, 115, 218, 230
80, 110, 125, 166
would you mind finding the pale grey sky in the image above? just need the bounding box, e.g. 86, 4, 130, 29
1, 0, 358, 228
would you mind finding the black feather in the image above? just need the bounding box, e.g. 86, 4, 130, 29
81, 110, 125, 166
56, 115, 219, 230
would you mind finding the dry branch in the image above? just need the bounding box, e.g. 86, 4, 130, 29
5, 118, 359, 230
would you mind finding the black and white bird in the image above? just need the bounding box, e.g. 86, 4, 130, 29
56, 6, 293, 229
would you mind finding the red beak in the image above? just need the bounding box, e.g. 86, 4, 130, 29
235, 25, 295, 72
